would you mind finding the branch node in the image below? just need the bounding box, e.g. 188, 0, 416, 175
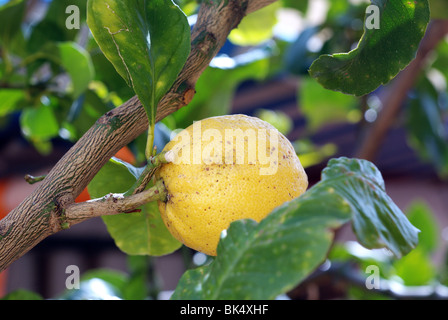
24, 174, 46, 185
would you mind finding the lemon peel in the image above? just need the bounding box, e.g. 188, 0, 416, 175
156, 114, 308, 256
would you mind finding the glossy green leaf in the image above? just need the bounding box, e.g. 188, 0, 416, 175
87, 0, 191, 155
321, 158, 419, 256
88, 160, 182, 256
309, 0, 430, 96
172, 157, 419, 299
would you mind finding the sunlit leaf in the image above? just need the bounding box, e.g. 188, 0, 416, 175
87, 0, 191, 155
393, 246, 435, 286
309, 0, 430, 96
406, 201, 439, 254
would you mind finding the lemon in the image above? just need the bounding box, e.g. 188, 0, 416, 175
156, 114, 308, 256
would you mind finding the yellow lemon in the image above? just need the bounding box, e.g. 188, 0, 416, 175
156, 114, 308, 256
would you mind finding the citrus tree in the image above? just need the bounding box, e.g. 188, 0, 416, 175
0, 0, 447, 299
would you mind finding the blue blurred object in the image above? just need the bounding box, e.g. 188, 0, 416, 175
153, 122, 172, 152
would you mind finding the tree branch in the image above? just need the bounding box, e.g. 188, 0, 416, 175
0, 0, 278, 272
64, 180, 167, 226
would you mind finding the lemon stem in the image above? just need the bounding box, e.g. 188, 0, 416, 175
124, 151, 172, 197
145, 124, 156, 160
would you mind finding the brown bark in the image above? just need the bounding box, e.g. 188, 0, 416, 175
0, 0, 278, 272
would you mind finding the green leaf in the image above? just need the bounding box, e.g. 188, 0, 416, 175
1, 289, 43, 300
0, 89, 26, 117
57, 42, 95, 99
20, 103, 60, 142
42, 0, 87, 42
171, 157, 419, 299
88, 160, 182, 256
121, 256, 151, 300
309, 0, 430, 96
0, 0, 26, 48
255, 109, 293, 136
26, 0, 88, 54
87, 0, 191, 155
21, 42, 94, 99
228, 2, 280, 46
405, 201, 439, 254
393, 246, 435, 286
282, 0, 308, 13
320, 158, 419, 256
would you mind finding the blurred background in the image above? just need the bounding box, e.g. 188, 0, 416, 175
1, 0, 448, 299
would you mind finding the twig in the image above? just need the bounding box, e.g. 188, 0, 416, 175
64, 179, 167, 227
24, 174, 46, 185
